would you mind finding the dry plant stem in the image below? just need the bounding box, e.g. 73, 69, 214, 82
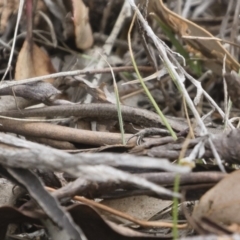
0, 103, 188, 132
182, 36, 240, 49
184, 71, 234, 129
51, 172, 225, 200
0, 119, 135, 146
34, 30, 55, 45
85, 0, 131, 104
46, 187, 187, 229
38, 11, 57, 47
183, 1, 201, 17
26, 0, 33, 41
127, 0, 226, 172
222, 56, 229, 129
0, 66, 153, 89
220, 0, 234, 38
74, 197, 185, 229
0, 39, 18, 54
100, 56, 126, 145
90, 0, 131, 86
121, 87, 154, 101
183, 97, 195, 139
128, 11, 177, 140
127, 2, 202, 134
193, 0, 215, 18
1, 0, 24, 81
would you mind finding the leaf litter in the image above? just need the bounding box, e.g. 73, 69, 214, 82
0, 0, 240, 239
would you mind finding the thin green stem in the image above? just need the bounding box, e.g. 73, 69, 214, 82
114, 84, 126, 145
128, 13, 177, 140
100, 53, 126, 145
172, 174, 180, 239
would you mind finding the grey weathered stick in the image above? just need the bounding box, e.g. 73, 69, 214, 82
0, 133, 191, 198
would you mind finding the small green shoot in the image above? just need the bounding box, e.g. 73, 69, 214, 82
128, 13, 177, 140
172, 173, 180, 239
99, 54, 126, 145
150, 13, 202, 77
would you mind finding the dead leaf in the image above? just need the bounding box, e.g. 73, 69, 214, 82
101, 196, 172, 224
193, 170, 240, 225
15, 40, 56, 83
148, 0, 240, 74
69, 204, 167, 239
72, 0, 93, 50
13, 40, 59, 102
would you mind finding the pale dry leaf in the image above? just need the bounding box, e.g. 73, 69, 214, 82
72, 0, 93, 50
101, 195, 172, 224
15, 40, 56, 83
147, 0, 240, 74
193, 170, 240, 225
